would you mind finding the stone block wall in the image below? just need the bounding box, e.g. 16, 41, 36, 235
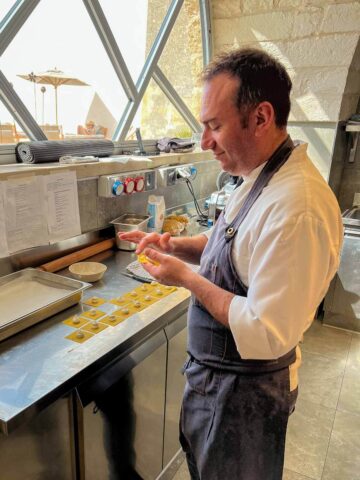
211, 0, 360, 206
212, 0, 359, 123
140, 0, 203, 139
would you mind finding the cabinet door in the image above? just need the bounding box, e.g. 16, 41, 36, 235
81, 331, 167, 480
0, 396, 74, 479
163, 314, 188, 467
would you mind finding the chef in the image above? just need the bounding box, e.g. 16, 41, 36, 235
119, 48, 343, 479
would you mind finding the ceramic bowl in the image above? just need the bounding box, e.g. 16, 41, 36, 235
69, 262, 107, 282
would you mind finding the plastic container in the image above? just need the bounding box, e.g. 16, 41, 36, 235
147, 195, 165, 233
110, 213, 151, 250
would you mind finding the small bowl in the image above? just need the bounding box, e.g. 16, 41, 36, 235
69, 262, 107, 282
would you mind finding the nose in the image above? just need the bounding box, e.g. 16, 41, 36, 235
201, 127, 215, 151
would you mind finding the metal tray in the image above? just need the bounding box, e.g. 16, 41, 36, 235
0, 268, 91, 342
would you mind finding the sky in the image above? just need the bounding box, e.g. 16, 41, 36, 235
1, 0, 149, 135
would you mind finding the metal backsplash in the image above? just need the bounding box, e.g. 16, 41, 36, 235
0, 159, 220, 276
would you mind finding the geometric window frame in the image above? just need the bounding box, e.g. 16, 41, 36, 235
0, 0, 212, 146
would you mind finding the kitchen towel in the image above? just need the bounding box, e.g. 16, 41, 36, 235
16, 139, 114, 164
156, 137, 195, 153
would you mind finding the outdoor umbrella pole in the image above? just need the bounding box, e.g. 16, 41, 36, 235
33, 80, 37, 121
41, 87, 46, 124
17, 69, 89, 127
54, 85, 58, 126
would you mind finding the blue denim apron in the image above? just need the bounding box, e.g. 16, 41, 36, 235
180, 137, 298, 480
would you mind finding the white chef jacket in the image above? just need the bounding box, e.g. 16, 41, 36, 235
204, 143, 343, 360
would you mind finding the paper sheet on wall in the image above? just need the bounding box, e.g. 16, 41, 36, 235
4, 175, 49, 254
43, 171, 81, 243
0, 182, 9, 258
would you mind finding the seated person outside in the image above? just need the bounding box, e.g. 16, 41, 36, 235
77, 120, 107, 137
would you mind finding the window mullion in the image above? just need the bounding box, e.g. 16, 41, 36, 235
0, 70, 47, 141
152, 66, 201, 133
82, 0, 138, 102
115, 0, 184, 141
0, 0, 41, 57
199, 0, 212, 66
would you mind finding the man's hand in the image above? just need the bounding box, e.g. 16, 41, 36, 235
141, 248, 234, 328
140, 248, 194, 287
118, 231, 173, 255
119, 230, 208, 265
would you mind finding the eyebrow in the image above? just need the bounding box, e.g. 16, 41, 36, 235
201, 117, 217, 126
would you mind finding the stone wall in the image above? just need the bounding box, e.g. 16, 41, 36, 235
212, 0, 359, 123
140, 0, 203, 139
211, 1, 360, 203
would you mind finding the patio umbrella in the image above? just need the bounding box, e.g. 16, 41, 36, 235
17, 68, 89, 125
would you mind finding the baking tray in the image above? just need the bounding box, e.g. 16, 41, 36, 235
0, 268, 91, 342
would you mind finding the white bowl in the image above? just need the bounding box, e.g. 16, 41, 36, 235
69, 262, 107, 282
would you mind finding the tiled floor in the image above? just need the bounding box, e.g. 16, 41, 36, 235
172, 319, 360, 480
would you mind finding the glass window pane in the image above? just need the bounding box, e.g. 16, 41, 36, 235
157, 0, 203, 122
0, 100, 25, 144
99, 0, 171, 83
0, 0, 17, 22
136, 78, 192, 140
1, 0, 129, 140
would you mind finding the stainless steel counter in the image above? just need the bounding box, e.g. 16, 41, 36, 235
0, 248, 190, 434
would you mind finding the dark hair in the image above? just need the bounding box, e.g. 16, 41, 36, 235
202, 48, 292, 128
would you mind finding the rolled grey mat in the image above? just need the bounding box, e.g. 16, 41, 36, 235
16, 139, 114, 163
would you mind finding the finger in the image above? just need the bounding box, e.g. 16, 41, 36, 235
118, 231, 145, 242
136, 233, 160, 253
144, 248, 164, 263
141, 258, 159, 278
159, 232, 172, 251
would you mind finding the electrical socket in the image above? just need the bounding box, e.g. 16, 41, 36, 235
157, 165, 197, 187
157, 167, 176, 187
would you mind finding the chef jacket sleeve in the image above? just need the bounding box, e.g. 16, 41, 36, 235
228, 213, 342, 359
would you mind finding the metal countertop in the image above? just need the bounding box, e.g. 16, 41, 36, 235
0, 249, 191, 434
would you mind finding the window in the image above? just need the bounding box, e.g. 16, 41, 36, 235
0, 0, 17, 22
157, 0, 203, 121
1, 0, 127, 141
0, 0, 209, 149
138, 79, 191, 139
100, 0, 171, 83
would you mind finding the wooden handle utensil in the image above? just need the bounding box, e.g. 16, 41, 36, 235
38, 238, 115, 273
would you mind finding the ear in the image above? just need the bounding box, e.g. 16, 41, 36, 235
253, 102, 274, 137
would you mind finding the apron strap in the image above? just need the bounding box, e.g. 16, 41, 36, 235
225, 136, 295, 241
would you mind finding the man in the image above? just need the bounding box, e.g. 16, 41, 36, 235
119, 48, 343, 479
